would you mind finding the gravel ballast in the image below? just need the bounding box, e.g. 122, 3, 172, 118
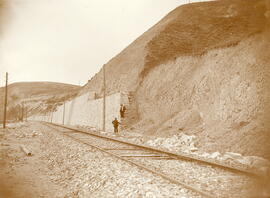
1, 122, 204, 198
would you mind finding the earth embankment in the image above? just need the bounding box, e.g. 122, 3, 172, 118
80, 0, 270, 158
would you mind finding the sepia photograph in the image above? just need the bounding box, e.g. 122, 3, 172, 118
0, 0, 270, 197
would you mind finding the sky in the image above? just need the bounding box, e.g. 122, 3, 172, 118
0, 0, 202, 87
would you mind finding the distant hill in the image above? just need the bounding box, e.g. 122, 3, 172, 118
0, 81, 79, 98
0, 82, 80, 121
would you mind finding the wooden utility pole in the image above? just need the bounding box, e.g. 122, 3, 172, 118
25, 103, 27, 121
3, 72, 8, 128
21, 102, 24, 122
102, 65, 106, 131
62, 101, 65, 125
50, 111, 53, 123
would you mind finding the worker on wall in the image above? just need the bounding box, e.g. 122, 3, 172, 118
120, 104, 126, 118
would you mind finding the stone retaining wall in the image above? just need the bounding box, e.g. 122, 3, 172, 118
30, 92, 129, 132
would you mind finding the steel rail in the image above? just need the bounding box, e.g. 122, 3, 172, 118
46, 124, 216, 198
43, 122, 260, 178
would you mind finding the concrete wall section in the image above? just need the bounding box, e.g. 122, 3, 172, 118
30, 92, 128, 132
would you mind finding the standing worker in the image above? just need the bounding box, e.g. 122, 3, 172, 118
120, 104, 126, 118
112, 117, 120, 134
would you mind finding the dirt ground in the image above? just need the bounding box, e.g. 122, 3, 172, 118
0, 122, 199, 198
1, 121, 270, 198
0, 123, 60, 198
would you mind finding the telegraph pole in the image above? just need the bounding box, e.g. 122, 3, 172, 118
51, 111, 53, 123
3, 72, 8, 128
62, 101, 65, 125
102, 65, 106, 131
25, 103, 27, 121
21, 102, 24, 122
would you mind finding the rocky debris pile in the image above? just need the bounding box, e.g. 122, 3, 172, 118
0, 122, 42, 140
6, 122, 27, 129
200, 151, 270, 175
146, 133, 198, 152
145, 133, 270, 175
77, 125, 98, 132
15, 128, 42, 139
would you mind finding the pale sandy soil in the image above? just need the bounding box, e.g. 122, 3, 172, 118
0, 122, 61, 198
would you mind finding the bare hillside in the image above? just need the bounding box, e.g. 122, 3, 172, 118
0, 82, 80, 121
82, 0, 268, 95
142, 0, 266, 77
80, 0, 270, 159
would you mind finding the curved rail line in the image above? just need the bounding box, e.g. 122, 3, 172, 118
43, 122, 260, 177
42, 122, 260, 198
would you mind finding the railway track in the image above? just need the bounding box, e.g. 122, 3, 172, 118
43, 122, 260, 198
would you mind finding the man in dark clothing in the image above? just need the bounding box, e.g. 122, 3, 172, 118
112, 117, 120, 134
120, 104, 126, 118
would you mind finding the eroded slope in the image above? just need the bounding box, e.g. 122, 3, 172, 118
81, 0, 270, 158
